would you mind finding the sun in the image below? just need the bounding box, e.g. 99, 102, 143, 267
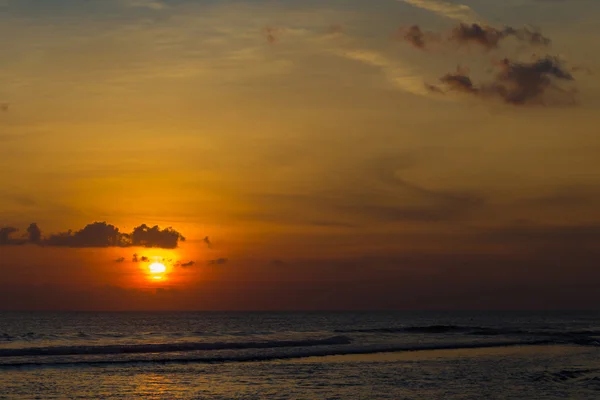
149, 262, 167, 274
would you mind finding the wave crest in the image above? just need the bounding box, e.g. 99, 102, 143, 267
0, 335, 352, 358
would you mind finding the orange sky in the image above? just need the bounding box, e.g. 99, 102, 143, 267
1, 0, 600, 310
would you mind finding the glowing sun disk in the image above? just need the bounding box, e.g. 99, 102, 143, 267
149, 262, 166, 274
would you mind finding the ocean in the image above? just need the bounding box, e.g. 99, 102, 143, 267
1, 311, 599, 399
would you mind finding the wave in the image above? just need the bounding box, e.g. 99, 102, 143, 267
532, 368, 600, 383
0, 339, 559, 369
336, 325, 476, 334
0, 335, 352, 358
0, 332, 132, 342
335, 324, 600, 338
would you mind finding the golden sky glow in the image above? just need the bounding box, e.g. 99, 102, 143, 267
1, 0, 600, 310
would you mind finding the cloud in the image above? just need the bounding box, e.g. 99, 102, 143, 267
123, 0, 167, 10
45, 222, 125, 247
451, 23, 511, 50
431, 56, 576, 105
263, 27, 280, 44
401, 23, 551, 51
439, 69, 477, 94
399, 0, 481, 22
26, 223, 42, 244
130, 224, 185, 249
1, 222, 186, 248
399, 25, 441, 50
339, 49, 432, 96
0, 227, 25, 245
203, 236, 212, 249
450, 24, 551, 49
132, 254, 150, 262
425, 83, 445, 94
179, 261, 196, 268
399, 15, 575, 106
115, 257, 126, 263
208, 258, 228, 265
504, 26, 551, 47
490, 56, 574, 104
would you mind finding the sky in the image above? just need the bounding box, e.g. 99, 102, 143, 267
1, 0, 600, 310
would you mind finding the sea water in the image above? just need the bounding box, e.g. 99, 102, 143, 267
1, 311, 599, 399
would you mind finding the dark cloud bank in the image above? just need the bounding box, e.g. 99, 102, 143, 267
0, 222, 185, 249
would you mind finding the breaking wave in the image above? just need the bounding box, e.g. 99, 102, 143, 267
0, 339, 552, 368
335, 324, 600, 339
0, 335, 352, 358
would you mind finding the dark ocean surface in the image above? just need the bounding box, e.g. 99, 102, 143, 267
1, 311, 599, 399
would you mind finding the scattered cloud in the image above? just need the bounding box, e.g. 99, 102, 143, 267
203, 236, 212, 249
26, 223, 42, 244
400, 23, 551, 51
490, 56, 575, 104
0, 227, 25, 245
208, 258, 228, 265
398, 13, 577, 106
263, 27, 281, 44
399, 0, 481, 22
439, 69, 477, 94
430, 56, 576, 105
179, 261, 196, 268
131, 254, 150, 262
451, 23, 513, 50
450, 23, 550, 49
123, 0, 167, 10
399, 25, 441, 50
115, 257, 126, 263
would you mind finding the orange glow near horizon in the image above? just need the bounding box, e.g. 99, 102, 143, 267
131, 250, 182, 285
122, 248, 194, 288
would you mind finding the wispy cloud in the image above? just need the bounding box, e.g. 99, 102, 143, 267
123, 0, 167, 10
339, 50, 432, 97
399, 0, 481, 22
